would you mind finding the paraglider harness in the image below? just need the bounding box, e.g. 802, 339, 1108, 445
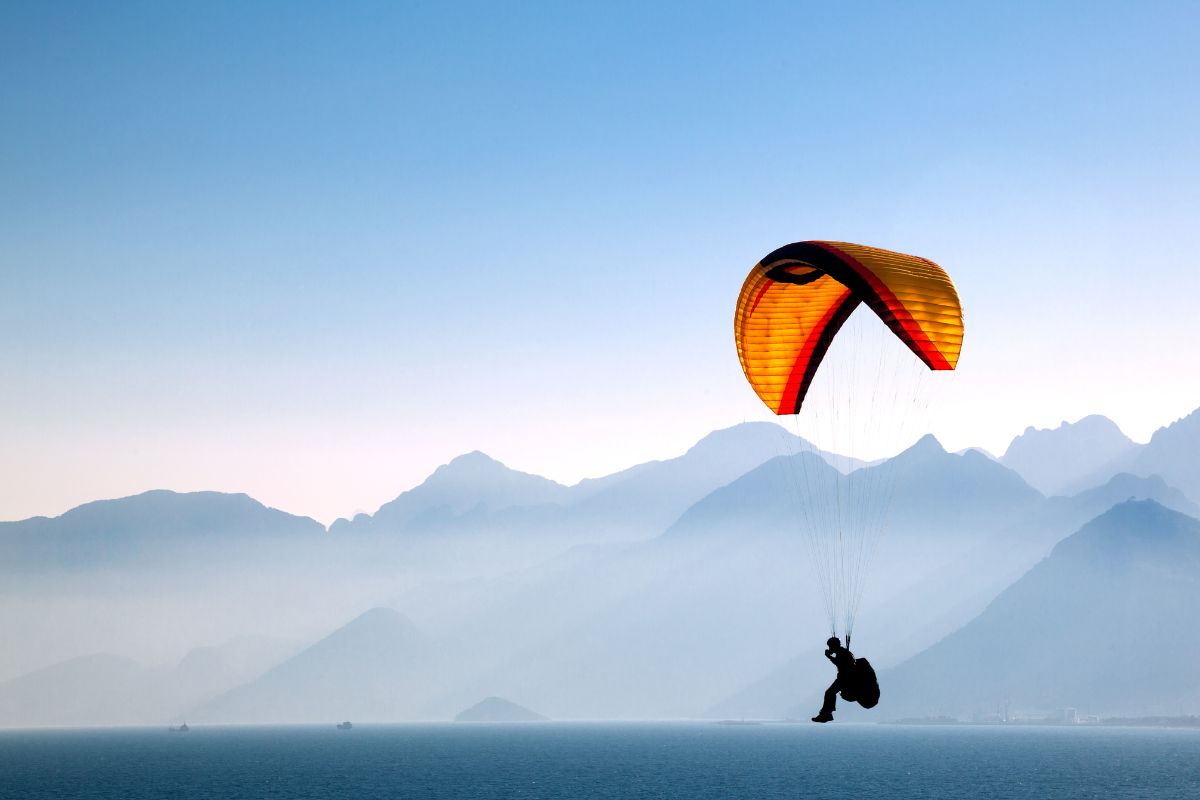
836, 635, 880, 709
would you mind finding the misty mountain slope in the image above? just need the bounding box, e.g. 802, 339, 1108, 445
880, 436, 1044, 535
409, 442, 1050, 719
572, 422, 862, 498
332, 452, 570, 534
661, 451, 836, 540
708, 472, 1200, 720
1000, 415, 1136, 495
1121, 408, 1200, 503
364, 458, 830, 718
0, 636, 299, 728
193, 608, 450, 723
801, 438, 1048, 659
666, 435, 1043, 539
168, 636, 304, 713
871, 469, 1200, 658
0, 654, 154, 727
0, 487, 372, 685
907, 468, 1200, 623
9, 416, 1196, 725
1060, 473, 1199, 519
470, 439, 1053, 718
875, 500, 1200, 719
669, 435, 1044, 588
0, 490, 325, 572
601, 529, 829, 714
429, 529, 823, 720
427, 454, 860, 717
370, 537, 721, 719
330, 423, 853, 544
1064, 406, 1200, 502
563, 423, 858, 538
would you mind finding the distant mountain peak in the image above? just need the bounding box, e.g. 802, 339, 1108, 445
1001, 414, 1136, 496
442, 450, 505, 468
0, 490, 325, 573
1016, 414, 1124, 440
1148, 406, 1200, 445
417, 450, 568, 495
426, 451, 528, 483
348, 451, 570, 532
1065, 472, 1200, 518
682, 422, 873, 474
191, 605, 435, 724
1051, 499, 1200, 564
894, 433, 947, 461
63, 489, 263, 518
915, 432, 945, 449
686, 422, 790, 452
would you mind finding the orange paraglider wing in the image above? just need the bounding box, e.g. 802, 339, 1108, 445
734, 241, 963, 415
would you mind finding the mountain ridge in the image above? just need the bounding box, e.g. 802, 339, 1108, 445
1000, 415, 1136, 496
871, 500, 1200, 719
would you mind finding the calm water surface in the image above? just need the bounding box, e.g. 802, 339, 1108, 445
2, 723, 1198, 800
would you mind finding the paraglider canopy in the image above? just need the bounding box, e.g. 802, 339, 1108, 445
734, 240, 964, 415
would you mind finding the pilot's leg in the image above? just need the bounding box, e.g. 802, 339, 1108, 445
821, 678, 840, 714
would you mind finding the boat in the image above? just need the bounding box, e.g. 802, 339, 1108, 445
336, 720, 353, 730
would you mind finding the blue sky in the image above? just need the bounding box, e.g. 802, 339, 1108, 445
3, 2, 1199, 523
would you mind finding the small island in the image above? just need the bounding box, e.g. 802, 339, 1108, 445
455, 696, 547, 722
336, 720, 353, 730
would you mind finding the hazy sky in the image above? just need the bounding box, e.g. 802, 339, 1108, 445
4, 1, 1199, 524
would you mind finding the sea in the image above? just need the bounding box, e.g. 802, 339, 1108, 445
2, 722, 1198, 800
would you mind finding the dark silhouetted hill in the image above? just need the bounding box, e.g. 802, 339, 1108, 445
455, 696, 547, 722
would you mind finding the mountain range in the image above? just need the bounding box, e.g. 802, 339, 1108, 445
0, 490, 325, 573
0, 636, 298, 727
1004, 409, 1200, 505
875, 500, 1200, 719
329, 423, 857, 543
1000, 415, 1136, 495
2, 406, 1198, 725
193, 608, 452, 723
